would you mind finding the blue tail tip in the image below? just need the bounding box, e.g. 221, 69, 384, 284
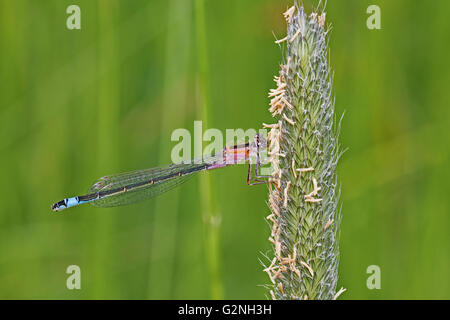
51, 200, 67, 212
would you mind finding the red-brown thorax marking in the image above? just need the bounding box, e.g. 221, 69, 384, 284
223, 144, 250, 164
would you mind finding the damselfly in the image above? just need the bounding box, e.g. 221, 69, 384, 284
51, 134, 269, 212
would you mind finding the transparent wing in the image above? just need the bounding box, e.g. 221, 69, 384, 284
87, 162, 206, 208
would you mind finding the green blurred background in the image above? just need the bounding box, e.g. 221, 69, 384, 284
0, 0, 449, 299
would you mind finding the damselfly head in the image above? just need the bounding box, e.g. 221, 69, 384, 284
255, 134, 267, 150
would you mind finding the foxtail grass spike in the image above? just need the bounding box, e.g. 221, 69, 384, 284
263, 2, 344, 300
